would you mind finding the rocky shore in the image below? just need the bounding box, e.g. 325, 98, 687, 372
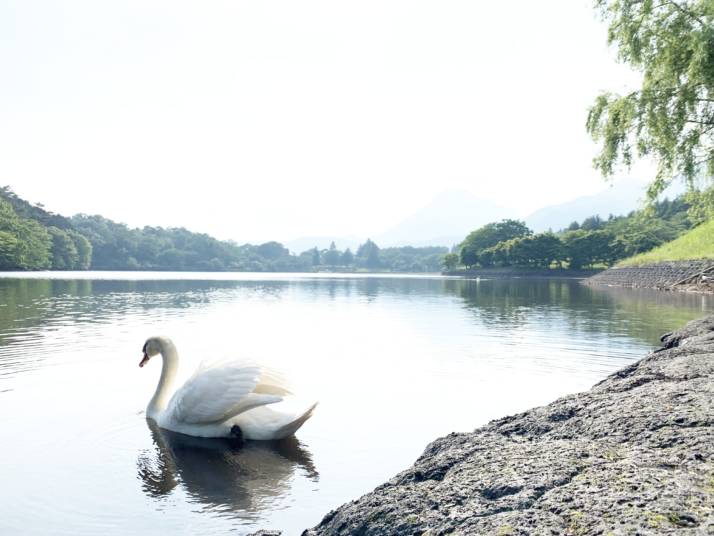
302, 314, 714, 535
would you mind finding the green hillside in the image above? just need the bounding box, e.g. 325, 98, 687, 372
0, 187, 446, 272
617, 220, 714, 266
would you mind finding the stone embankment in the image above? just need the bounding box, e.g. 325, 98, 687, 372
443, 268, 599, 279
303, 315, 714, 535
585, 260, 714, 293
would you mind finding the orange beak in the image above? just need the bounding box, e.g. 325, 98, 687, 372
139, 353, 150, 368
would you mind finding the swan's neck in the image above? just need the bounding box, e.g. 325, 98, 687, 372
147, 339, 179, 420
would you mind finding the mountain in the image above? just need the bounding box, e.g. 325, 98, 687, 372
524, 179, 651, 233
374, 190, 512, 247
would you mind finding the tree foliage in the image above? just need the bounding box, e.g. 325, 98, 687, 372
452, 196, 694, 270
442, 252, 460, 271
587, 0, 714, 218
357, 239, 381, 269
322, 242, 341, 266
459, 220, 532, 267
341, 248, 354, 265
0, 186, 73, 229
507, 233, 567, 268
378, 245, 446, 272
48, 227, 79, 270
0, 187, 451, 273
563, 229, 620, 269
0, 198, 52, 270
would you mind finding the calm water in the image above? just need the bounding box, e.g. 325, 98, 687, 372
0, 272, 711, 535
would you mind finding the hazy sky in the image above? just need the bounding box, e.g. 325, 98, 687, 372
1, 1, 645, 243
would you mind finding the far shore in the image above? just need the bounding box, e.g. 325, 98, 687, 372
442, 267, 602, 279
0, 268, 604, 280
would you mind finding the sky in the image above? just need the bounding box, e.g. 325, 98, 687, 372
0, 1, 646, 243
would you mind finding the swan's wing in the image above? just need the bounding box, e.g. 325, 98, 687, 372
168, 361, 290, 425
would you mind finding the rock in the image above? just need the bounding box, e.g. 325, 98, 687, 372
304, 314, 714, 535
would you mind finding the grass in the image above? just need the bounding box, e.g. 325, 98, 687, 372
617, 219, 714, 266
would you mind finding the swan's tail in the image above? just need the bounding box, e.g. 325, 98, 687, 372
274, 402, 318, 439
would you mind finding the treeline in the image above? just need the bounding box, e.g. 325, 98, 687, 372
300, 240, 447, 272
0, 187, 445, 272
0, 185, 696, 274
68, 216, 446, 272
447, 197, 693, 271
0, 189, 92, 270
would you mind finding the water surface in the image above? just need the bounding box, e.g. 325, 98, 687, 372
0, 272, 711, 535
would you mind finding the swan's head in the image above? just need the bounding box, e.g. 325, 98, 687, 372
140, 336, 165, 368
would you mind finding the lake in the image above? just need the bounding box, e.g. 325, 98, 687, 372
0, 272, 711, 535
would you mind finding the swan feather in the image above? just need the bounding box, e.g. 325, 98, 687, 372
167, 361, 284, 424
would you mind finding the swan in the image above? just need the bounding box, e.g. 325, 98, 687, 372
139, 336, 317, 440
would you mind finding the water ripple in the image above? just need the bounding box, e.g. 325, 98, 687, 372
0, 274, 711, 535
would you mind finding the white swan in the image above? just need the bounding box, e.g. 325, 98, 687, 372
139, 336, 317, 440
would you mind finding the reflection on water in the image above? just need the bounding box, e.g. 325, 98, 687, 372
139, 421, 317, 518
442, 277, 712, 343
0, 278, 291, 382
0, 272, 711, 535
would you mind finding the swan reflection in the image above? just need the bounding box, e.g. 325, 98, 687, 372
137, 420, 318, 516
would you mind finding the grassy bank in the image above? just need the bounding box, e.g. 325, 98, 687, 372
617, 219, 714, 267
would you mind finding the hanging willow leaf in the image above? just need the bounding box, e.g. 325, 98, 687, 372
587, 0, 714, 221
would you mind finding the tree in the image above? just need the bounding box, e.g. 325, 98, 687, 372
256, 241, 289, 260
310, 247, 321, 266
564, 230, 618, 269
613, 216, 678, 257
504, 233, 566, 268
459, 219, 532, 267
442, 253, 460, 271
0, 230, 18, 270
477, 246, 497, 267
157, 248, 186, 269
322, 241, 341, 266
136, 234, 163, 267
587, 0, 714, 219
531, 233, 566, 268
0, 199, 51, 270
341, 248, 354, 266
357, 239, 381, 269
0, 186, 73, 229
48, 227, 79, 269
69, 230, 92, 269
459, 246, 479, 268
378, 246, 448, 272
580, 215, 604, 231
494, 242, 513, 266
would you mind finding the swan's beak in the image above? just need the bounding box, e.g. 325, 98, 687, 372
139, 353, 150, 368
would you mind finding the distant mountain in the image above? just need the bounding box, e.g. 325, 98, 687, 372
374, 190, 512, 247
523, 180, 650, 233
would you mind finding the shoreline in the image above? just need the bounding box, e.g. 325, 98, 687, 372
585, 260, 714, 294
442, 268, 601, 279
296, 314, 714, 535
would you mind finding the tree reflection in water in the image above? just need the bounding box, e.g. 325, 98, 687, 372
137, 420, 318, 517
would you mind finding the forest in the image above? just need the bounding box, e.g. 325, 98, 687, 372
0, 187, 445, 272
450, 197, 694, 271
0, 186, 698, 273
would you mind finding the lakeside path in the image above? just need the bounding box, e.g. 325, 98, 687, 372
301, 315, 714, 535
